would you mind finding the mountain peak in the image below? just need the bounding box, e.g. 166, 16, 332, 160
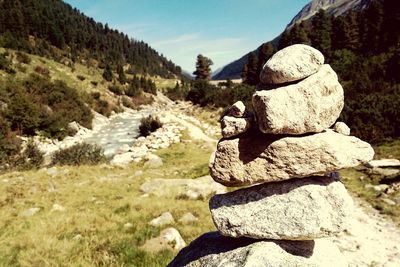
287, 0, 371, 29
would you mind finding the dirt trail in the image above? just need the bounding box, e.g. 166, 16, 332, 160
154, 93, 400, 266
331, 197, 400, 267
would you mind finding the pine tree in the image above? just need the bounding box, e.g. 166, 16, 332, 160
257, 43, 274, 73
242, 52, 259, 86
117, 65, 127, 84
102, 64, 113, 82
311, 9, 332, 57
193, 54, 213, 80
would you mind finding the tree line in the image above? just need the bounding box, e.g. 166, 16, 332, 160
241, 0, 400, 143
0, 0, 182, 78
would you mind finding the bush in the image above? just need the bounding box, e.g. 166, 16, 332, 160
14, 141, 44, 170
91, 81, 98, 87
77, 75, 86, 81
108, 84, 124, 95
34, 65, 50, 76
139, 115, 162, 137
0, 53, 15, 74
52, 143, 106, 166
15, 52, 31, 64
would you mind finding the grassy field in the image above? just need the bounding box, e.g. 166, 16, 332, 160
340, 139, 400, 226
0, 132, 215, 267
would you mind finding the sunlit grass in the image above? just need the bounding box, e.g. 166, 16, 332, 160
0, 131, 216, 266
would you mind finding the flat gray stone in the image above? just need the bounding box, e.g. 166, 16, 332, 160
168, 232, 348, 267
254, 65, 344, 135
366, 159, 400, 168
210, 177, 353, 240
260, 44, 324, 84
210, 130, 374, 187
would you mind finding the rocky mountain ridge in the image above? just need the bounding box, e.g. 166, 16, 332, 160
213, 0, 371, 80
287, 0, 371, 28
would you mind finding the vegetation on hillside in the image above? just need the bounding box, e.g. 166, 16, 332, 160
0, 0, 182, 78
241, 0, 400, 143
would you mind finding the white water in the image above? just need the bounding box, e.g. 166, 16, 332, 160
84, 109, 152, 157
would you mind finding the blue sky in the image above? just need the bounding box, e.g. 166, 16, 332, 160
64, 0, 310, 72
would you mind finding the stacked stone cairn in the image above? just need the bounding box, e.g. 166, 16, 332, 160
168, 44, 375, 267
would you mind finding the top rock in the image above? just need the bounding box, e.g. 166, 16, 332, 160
260, 44, 324, 85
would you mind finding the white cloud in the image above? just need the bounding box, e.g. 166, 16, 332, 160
149, 33, 250, 72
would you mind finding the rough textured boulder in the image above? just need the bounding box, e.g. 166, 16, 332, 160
149, 212, 175, 227
142, 228, 186, 253
167, 232, 347, 267
221, 115, 253, 138
210, 177, 353, 240
253, 65, 344, 135
210, 130, 374, 186
334, 122, 351, 135
260, 44, 324, 84
140, 175, 226, 199
228, 101, 246, 117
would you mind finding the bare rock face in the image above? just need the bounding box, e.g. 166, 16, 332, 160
260, 44, 324, 84
254, 65, 344, 135
228, 101, 246, 117
210, 130, 374, 187
221, 115, 253, 138
210, 177, 353, 240
167, 232, 348, 267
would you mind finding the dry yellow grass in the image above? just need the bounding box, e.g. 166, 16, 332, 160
0, 132, 215, 266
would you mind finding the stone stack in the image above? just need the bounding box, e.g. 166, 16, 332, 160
168, 44, 375, 267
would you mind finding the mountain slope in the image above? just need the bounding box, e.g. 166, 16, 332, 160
0, 0, 182, 78
214, 0, 370, 80
287, 0, 371, 28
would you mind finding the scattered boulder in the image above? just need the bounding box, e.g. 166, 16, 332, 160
366, 159, 400, 168
149, 212, 175, 227
178, 212, 198, 224
144, 154, 163, 168
227, 101, 246, 117
254, 65, 344, 135
21, 207, 41, 217
140, 175, 226, 200
51, 204, 66, 212
210, 177, 353, 240
260, 44, 324, 84
333, 122, 351, 136
167, 232, 347, 267
110, 152, 134, 166
221, 115, 253, 138
142, 227, 186, 253
210, 130, 374, 186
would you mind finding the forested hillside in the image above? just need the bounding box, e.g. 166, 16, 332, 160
0, 0, 182, 78
240, 0, 400, 143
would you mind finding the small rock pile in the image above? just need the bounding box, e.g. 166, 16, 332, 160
168, 44, 375, 266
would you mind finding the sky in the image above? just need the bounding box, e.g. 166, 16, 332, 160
64, 0, 310, 73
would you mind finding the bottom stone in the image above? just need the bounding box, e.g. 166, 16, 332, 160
167, 232, 347, 267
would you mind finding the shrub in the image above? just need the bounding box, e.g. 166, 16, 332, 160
125, 83, 141, 97
15, 52, 31, 64
0, 53, 15, 74
91, 92, 101, 100
77, 75, 86, 81
15, 141, 44, 170
121, 96, 135, 109
139, 115, 162, 137
91, 81, 98, 87
52, 143, 106, 166
108, 84, 124, 95
34, 65, 50, 76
